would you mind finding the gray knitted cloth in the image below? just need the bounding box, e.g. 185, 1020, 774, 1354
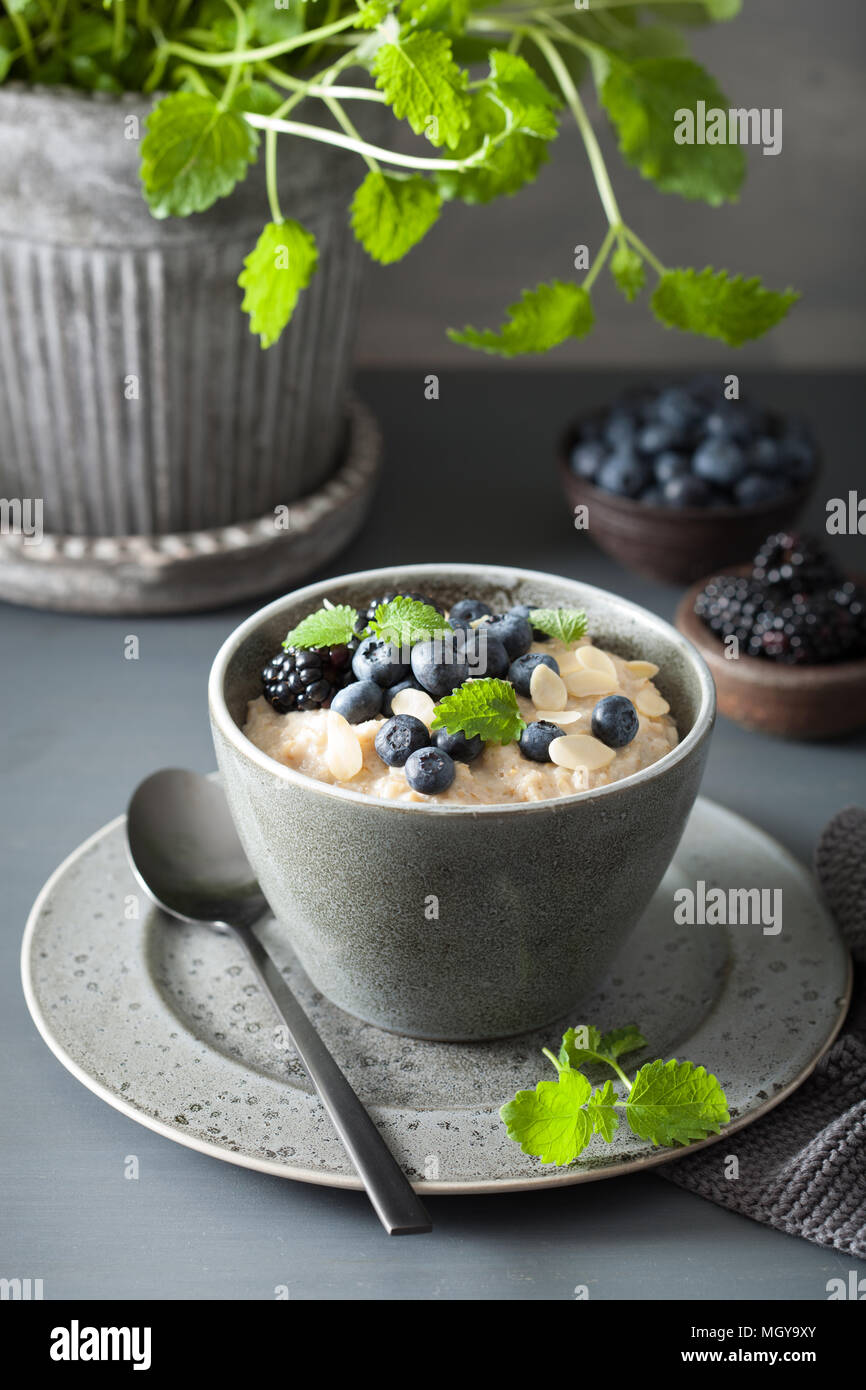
658, 806, 866, 1258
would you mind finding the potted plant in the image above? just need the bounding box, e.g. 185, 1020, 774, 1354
0, 0, 796, 611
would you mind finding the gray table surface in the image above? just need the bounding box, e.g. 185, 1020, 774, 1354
3, 369, 865, 1301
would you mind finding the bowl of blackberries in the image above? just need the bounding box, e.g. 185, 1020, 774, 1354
561, 378, 819, 585
675, 533, 866, 738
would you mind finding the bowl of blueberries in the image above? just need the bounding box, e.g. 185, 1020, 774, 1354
562, 377, 819, 585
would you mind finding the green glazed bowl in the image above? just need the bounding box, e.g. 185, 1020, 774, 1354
209, 563, 716, 1040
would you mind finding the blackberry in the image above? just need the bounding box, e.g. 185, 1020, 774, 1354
693, 574, 767, 646
354, 590, 445, 635
752, 533, 842, 592
262, 641, 357, 713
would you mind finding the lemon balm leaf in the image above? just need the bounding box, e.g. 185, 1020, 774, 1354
500, 1068, 593, 1166
432, 678, 526, 744
586, 1080, 620, 1142
282, 605, 359, 650
372, 31, 470, 149
239, 220, 318, 348
141, 92, 258, 219
369, 596, 451, 645
652, 267, 799, 347
449, 281, 594, 357
626, 1058, 730, 1146
599, 1025, 647, 1060
528, 608, 588, 643
350, 171, 442, 264
610, 244, 646, 302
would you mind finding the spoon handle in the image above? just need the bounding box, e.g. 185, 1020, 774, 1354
234, 925, 432, 1236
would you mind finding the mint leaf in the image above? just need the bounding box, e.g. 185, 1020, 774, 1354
599, 56, 745, 205
369, 596, 451, 645
399, 0, 469, 34
372, 32, 470, 150
357, 0, 392, 28
586, 1080, 619, 1142
651, 267, 799, 347
626, 1059, 730, 1146
500, 1068, 593, 1167
610, 244, 646, 302
282, 604, 359, 650
350, 171, 441, 265
528, 608, 588, 643
432, 678, 526, 745
436, 91, 550, 204
238, 220, 318, 348
485, 50, 559, 141
559, 1025, 604, 1069
599, 1025, 647, 1060
141, 92, 258, 219
449, 281, 593, 357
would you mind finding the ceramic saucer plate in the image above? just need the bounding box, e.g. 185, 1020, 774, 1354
21, 797, 850, 1193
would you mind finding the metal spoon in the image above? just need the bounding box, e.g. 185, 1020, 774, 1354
126, 768, 431, 1236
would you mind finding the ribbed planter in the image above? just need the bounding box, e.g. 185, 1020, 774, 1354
0, 83, 382, 610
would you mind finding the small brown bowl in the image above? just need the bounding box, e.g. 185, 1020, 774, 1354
559, 443, 816, 587
675, 569, 866, 739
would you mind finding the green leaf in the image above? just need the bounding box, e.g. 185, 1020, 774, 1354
400, 0, 469, 34
484, 50, 559, 141
350, 170, 441, 265
282, 604, 359, 650
610, 244, 646, 302
626, 1059, 730, 1146
231, 80, 283, 117
449, 281, 593, 357
369, 596, 451, 645
432, 677, 526, 745
141, 92, 258, 219
599, 1025, 647, 1060
559, 1025, 604, 1069
586, 1080, 620, 1142
599, 56, 745, 205
646, 0, 741, 23
528, 608, 588, 644
372, 31, 470, 149
0, 46, 11, 84
436, 92, 549, 204
249, 0, 308, 43
238, 220, 318, 348
500, 1068, 593, 1166
651, 267, 799, 347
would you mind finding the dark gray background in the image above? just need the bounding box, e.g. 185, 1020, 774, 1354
357, 0, 866, 370
2, 368, 865, 1300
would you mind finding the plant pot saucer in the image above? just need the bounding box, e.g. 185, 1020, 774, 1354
0, 399, 381, 616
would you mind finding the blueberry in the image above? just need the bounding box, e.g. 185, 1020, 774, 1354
597, 449, 652, 498
508, 652, 560, 697
748, 436, 784, 473
778, 436, 816, 480
653, 450, 690, 484
374, 714, 431, 768
448, 598, 493, 627
432, 727, 483, 763
485, 610, 533, 659
692, 438, 748, 487
518, 720, 565, 762
330, 679, 383, 724
637, 422, 682, 455
604, 410, 638, 448
382, 677, 423, 717
703, 402, 754, 440
405, 746, 456, 795
352, 637, 409, 688
591, 695, 639, 748
569, 440, 606, 480
662, 474, 713, 508
734, 473, 789, 507
458, 629, 510, 679
509, 604, 551, 642
410, 639, 470, 699
654, 386, 703, 430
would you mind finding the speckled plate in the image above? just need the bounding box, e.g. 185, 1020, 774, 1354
21, 798, 850, 1194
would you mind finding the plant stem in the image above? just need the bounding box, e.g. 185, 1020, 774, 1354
542, 1048, 563, 1074
265, 129, 283, 224
259, 62, 386, 103
220, 0, 248, 108
623, 225, 667, 277
112, 0, 126, 64
7, 9, 37, 74
243, 111, 485, 171
159, 13, 359, 71
321, 94, 379, 174
582, 222, 615, 292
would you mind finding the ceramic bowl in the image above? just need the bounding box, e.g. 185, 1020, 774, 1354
559, 442, 816, 587
676, 568, 866, 738
209, 563, 716, 1041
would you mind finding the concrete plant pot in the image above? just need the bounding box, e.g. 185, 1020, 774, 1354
0, 84, 382, 612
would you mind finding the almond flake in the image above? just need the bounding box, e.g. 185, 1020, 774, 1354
635, 684, 670, 718
390, 687, 436, 726
564, 668, 618, 698
626, 659, 659, 680
576, 645, 617, 679
549, 733, 616, 772
555, 650, 582, 676
326, 711, 363, 780
530, 662, 567, 711
535, 709, 583, 725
